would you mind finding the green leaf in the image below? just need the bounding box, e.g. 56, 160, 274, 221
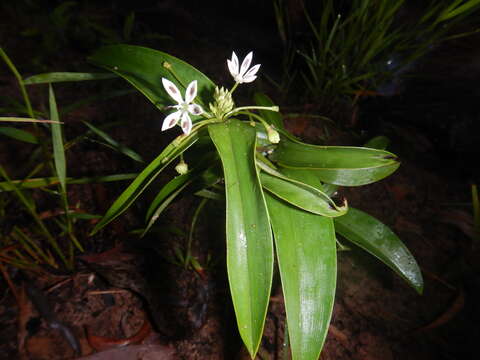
0, 126, 38, 144
49, 85, 66, 192
0, 117, 61, 124
334, 207, 423, 294
83, 121, 144, 163
90, 131, 201, 235
143, 173, 195, 236
208, 119, 273, 358
68, 213, 102, 220
266, 192, 336, 360
23, 72, 117, 84
143, 154, 220, 235
258, 163, 347, 217
364, 135, 390, 150
88, 45, 215, 111
270, 137, 400, 186
0, 173, 137, 192
253, 92, 284, 129
438, 0, 480, 22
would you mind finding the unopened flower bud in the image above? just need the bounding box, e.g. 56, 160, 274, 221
266, 125, 280, 144
209, 86, 234, 119
175, 160, 188, 175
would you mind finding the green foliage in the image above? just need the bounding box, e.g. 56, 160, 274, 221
266, 172, 336, 360
274, 0, 480, 108
0, 47, 143, 271
271, 137, 400, 186
335, 207, 423, 294
89, 44, 423, 360
88, 45, 215, 110
209, 120, 274, 354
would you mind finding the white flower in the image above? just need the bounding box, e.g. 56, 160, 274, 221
161, 78, 203, 135
227, 51, 261, 84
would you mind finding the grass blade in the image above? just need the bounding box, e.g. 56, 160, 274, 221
23, 72, 117, 84
49, 84, 67, 192
83, 121, 144, 163
0, 127, 39, 144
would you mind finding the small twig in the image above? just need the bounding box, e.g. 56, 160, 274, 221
421, 267, 457, 292
412, 288, 465, 334
87, 289, 129, 296
45, 277, 73, 293
87, 316, 152, 351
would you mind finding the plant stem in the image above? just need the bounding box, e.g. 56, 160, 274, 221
229, 82, 239, 94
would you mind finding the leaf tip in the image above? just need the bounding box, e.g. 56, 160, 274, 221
383, 154, 398, 161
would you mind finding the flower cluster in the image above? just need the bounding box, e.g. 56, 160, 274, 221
161, 51, 261, 135
209, 86, 234, 120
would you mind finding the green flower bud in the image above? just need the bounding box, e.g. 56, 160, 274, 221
209, 86, 234, 119
266, 125, 280, 144
175, 160, 188, 175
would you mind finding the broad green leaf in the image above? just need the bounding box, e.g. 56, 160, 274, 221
83, 121, 144, 163
266, 192, 336, 360
90, 131, 201, 235
49, 85, 66, 192
0, 173, 137, 192
334, 207, 423, 294
0, 126, 38, 144
88, 45, 215, 111
253, 92, 284, 129
270, 137, 400, 186
209, 119, 273, 358
317, 135, 390, 198
23, 72, 116, 84
258, 163, 347, 217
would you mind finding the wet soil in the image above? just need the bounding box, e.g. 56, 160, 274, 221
1, 1, 480, 359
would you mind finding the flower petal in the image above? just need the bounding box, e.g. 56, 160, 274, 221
239, 51, 253, 77
242, 64, 261, 83
228, 51, 239, 77
185, 80, 198, 104
161, 111, 181, 131
188, 103, 204, 115
162, 78, 183, 104
180, 112, 192, 135
241, 75, 257, 83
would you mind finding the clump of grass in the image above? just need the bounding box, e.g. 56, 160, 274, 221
274, 0, 480, 111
